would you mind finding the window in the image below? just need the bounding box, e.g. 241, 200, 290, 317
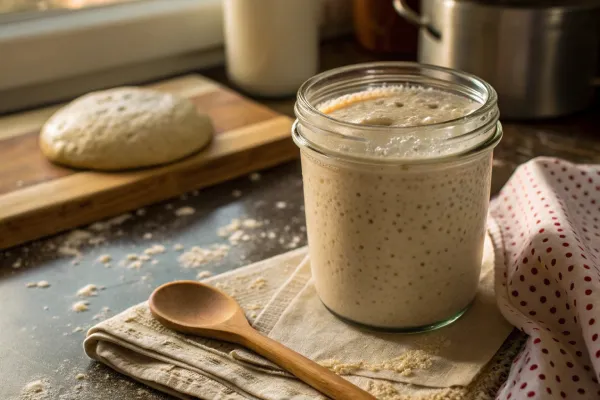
0, 0, 351, 113
0, 0, 224, 112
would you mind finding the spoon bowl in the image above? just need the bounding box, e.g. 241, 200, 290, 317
149, 281, 248, 340
149, 280, 375, 400
150, 280, 239, 326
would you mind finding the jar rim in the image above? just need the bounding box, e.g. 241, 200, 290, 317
293, 62, 501, 163
292, 119, 503, 166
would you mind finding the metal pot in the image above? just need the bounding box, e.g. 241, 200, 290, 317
394, 0, 600, 119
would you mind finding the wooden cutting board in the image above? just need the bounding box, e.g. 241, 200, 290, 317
0, 74, 297, 250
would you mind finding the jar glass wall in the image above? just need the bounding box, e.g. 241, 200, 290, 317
293, 62, 502, 331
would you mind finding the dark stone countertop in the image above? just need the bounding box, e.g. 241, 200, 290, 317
2, 36, 600, 399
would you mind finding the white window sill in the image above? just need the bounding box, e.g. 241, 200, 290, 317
0, 0, 224, 113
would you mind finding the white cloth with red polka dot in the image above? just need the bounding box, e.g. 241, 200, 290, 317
489, 157, 600, 399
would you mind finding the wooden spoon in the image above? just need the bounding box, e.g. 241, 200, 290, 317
149, 280, 375, 400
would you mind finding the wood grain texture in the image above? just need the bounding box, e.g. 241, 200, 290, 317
0, 75, 297, 249
241, 329, 376, 400
148, 280, 376, 400
0, 82, 278, 193
0, 131, 73, 195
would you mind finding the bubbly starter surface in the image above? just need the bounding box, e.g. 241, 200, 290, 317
302, 86, 492, 328
322, 86, 479, 128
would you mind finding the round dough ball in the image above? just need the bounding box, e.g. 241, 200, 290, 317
40, 87, 213, 170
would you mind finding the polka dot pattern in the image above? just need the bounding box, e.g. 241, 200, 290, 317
490, 158, 600, 399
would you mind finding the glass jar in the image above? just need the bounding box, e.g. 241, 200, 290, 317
293, 62, 501, 332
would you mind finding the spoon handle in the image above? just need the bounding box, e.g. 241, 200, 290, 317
239, 329, 376, 400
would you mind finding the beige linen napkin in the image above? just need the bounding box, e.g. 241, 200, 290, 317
232, 236, 513, 389
85, 241, 525, 400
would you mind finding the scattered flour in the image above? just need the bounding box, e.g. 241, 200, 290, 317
196, 270, 213, 280
229, 230, 244, 243
72, 327, 84, 333
27, 281, 50, 288
275, 201, 287, 209
97, 254, 111, 264
136, 208, 146, 216
249, 172, 261, 181
24, 380, 44, 392
319, 351, 432, 377
174, 206, 195, 216
88, 236, 106, 246
144, 244, 166, 255
217, 218, 262, 244
214, 280, 243, 297
366, 381, 400, 400
20, 379, 51, 399
88, 213, 132, 232
13, 258, 23, 268
318, 359, 363, 375
217, 219, 241, 237
249, 278, 267, 290
232, 190, 242, 198
142, 233, 153, 240
179, 245, 230, 268
128, 261, 143, 269
58, 230, 95, 258
287, 235, 302, 249
93, 306, 111, 321
242, 219, 261, 228
365, 381, 463, 400
319, 337, 451, 378
72, 301, 89, 312
76, 284, 97, 297
173, 243, 184, 251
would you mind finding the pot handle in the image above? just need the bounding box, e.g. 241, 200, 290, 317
392, 0, 441, 39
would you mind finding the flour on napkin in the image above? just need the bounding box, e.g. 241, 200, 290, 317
232, 235, 514, 388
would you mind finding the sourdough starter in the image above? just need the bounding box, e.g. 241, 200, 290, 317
301, 86, 493, 329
